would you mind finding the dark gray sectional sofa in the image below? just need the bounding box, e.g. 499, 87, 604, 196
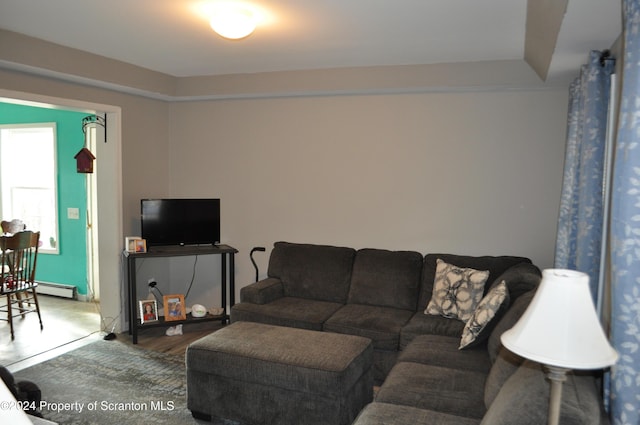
230, 241, 609, 425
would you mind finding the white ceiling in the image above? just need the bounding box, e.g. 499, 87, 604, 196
0, 0, 622, 82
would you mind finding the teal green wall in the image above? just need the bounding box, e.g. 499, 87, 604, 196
0, 103, 89, 295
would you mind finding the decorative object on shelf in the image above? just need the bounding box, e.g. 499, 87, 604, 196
163, 294, 186, 321
501, 269, 618, 425
135, 239, 147, 253
125, 236, 142, 253
139, 299, 158, 324
191, 304, 207, 318
210, 307, 225, 316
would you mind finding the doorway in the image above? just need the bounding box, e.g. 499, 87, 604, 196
0, 89, 123, 337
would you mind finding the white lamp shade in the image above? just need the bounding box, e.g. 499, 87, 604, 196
501, 269, 618, 369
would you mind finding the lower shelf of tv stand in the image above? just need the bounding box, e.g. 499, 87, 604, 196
137, 313, 229, 330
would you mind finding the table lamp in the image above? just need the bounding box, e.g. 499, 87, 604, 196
501, 269, 618, 425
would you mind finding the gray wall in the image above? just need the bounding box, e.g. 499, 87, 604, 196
168, 89, 568, 294
0, 31, 569, 311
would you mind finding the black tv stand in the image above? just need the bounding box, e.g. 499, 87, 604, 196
123, 244, 238, 344
146, 243, 225, 253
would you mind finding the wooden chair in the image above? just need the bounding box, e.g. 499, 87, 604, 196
0, 231, 43, 340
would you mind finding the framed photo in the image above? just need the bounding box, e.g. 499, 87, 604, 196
139, 299, 158, 324
125, 236, 140, 252
135, 238, 147, 253
163, 294, 186, 321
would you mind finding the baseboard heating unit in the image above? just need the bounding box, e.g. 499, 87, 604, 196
36, 282, 77, 299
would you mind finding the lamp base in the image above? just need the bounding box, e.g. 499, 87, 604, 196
545, 365, 569, 425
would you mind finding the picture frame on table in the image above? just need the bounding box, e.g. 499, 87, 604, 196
139, 299, 158, 324
125, 236, 140, 252
125, 236, 147, 253
135, 239, 147, 253
163, 294, 186, 321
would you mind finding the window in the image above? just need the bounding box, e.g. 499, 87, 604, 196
0, 123, 59, 253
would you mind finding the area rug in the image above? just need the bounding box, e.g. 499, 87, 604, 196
13, 339, 237, 425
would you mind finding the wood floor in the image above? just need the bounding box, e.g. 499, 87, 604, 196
1, 295, 101, 371
3, 295, 224, 373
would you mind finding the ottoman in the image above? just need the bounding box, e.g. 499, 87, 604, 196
186, 321, 374, 425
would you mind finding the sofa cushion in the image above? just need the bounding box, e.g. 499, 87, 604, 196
481, 361, 607, 425
418, 254, 532, 313
353, 402, 481, 425
267, 242, 356, 303
425, 259, 490, 323
230, 297, 344, 331
487, 290, 536, 363
459, 280, 510, 349
400, 313, 466, 350
323, 304, 414, 350
398, 334, 491, 374
371, 350, 400, 386
484, 347, 525, 408
348, 248, 423, 311
376, 362, 487, 419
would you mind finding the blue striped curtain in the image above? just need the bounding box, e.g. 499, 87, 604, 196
609, 1, 640, 422
554, 50, 614, 302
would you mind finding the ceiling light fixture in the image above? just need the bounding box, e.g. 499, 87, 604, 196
209, 3, 257, 40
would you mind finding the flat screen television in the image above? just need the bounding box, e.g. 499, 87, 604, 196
141, 198, 220, 248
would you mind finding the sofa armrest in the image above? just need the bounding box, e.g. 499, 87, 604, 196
481, 361, 607, 425
240, 278, 284, 304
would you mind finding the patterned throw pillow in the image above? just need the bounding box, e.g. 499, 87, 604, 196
459, 280, 510, 349
424, 259, 490, 322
